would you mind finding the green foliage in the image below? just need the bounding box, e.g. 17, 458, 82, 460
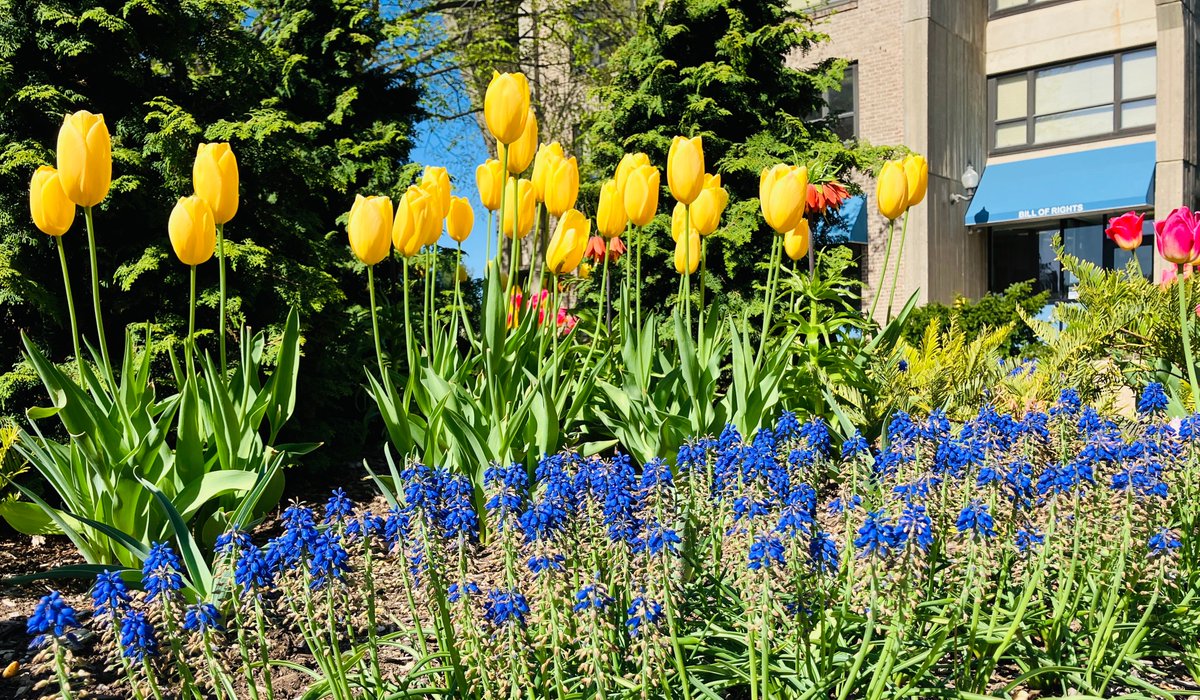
581, 0, 894, 316
0, 420, 27, 505
0, 0, 422, 463
903, 280, 1050, 357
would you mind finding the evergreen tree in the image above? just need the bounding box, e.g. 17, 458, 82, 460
582, 0, 891, 315
0, 0, 420, 462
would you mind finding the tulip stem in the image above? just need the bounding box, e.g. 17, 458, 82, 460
452, 245, 463, 345
597, 240, 611, 333
757, 235, 782, 366
635, 225, 643, 332
83, 206, 115, 389
368, 266, 385, 378
55, 236, 83, 380
1179, 267, 1198, 410
886, 209, 911, 321
216, 222, 227, 373
403, 259, 415, 387
186, 265, 197, 381
869, 218, 896, 323
684, 205, 692, 336
486, 210, 494, 264
699, 237, 707, 351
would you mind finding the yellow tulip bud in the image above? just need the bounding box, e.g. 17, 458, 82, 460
623, 164, 660, 227
498, 109, 538, 174
477, 159, 504, 212
347, 194, 394, 266
615, 152, 651, 202
531, 142, 565, 201
394, 186, 434, 257
674, 229, 700, 275
667, 136, 705, 205
876, 160, 909, 220
579, 262, 593, 280
671, 201, 688, 242
484, 71, 531, 145
420, 165, 452, 219
902, 154, 928, 208
596, 179, 627, 238
193, 143, 239, 224
691, 175, 728, 236
784, 219, 810, 261
29, 166, 75, 237
457, 264, 469, 282
544, 156, 579, 217
546, 208, 591, 275
501, 177, 535, 239
56, 111, 112, 207
759, 164, 808, 233
168, 196, 217, 266
447, 196, 474, 243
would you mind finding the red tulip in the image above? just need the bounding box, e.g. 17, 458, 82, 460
1105, 212, 1144, 251
557, 307, 578, 334
1156, 207, 1200, 265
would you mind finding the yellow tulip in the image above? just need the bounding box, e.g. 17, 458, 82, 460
615, 152, 651, 201
876, 160, 909, 220
546, 208, 591, 275
501, 177, 535, 239
29, 166, 75, 237
674, 229, 701, 275
457, 264, 469, 283
498, 109, 538, 174
784, 219, 810, 261
667, 136, 705, 205
418, 184, 445, 247
902, 154, 928, 208
484, 71, 531, 145
691, 174, 728, 236
759, 164, 808, 233
56, 111, 112, 207
347, 194, 394, 266
596, 179, 627, 238
623, 164, 660, 227
420, 165, 452, 219
168, 196, 217, 266
393, 186, 434, 257
531, 142, 565, 201
476, 159, 504, 211
544, 156, 579, 217
671, 201, 689, 242
447, 196, 474, 243
193, 143, 239, 224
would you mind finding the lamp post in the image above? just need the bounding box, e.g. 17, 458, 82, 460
950, 162, 980, 204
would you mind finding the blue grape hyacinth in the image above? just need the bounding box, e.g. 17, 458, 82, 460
27, 591, 79, 648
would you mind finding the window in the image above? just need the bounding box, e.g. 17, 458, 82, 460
988, 215, 1153, 301
810, 63, 857, 141
990, 0, 1077, 16
990, 48, 1156, 152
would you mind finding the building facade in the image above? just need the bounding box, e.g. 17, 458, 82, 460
796, 0, 1200, 317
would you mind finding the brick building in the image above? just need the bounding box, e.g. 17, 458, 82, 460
795, 0, 1200, 317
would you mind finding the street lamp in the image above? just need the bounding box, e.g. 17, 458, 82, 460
950, 162, 980, 204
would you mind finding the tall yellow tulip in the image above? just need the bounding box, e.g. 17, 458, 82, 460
760, 164, 808, 233
193, 143, 239, 224
546, 208, 591, 275
623, 164, 660, 227
902, 154, 928, 208
615, 152, 651, 201
56, 111, 112, 207
417, 183, 445, 247
876, 160, 909, 220
544, 156, 579, 217
501, 177, 535, 239
347, 194, 394, 266
393, 186, 433, 257
667, 136, 705, 205
420, 165, 452, 219
484, 71, 531, 145
596, 179, 627, 238
447, 196, 474, 243
691, 174, 728, 236
477, 159, 505, 211
784, 220, 810, 261
498, 109, 538, 174
29, 166, 75, 237
168, 196, 217, 266
674, 230, 701, 275
531, 142, 565, 201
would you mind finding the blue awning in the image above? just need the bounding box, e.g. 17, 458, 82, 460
816, 194, 867, 244
965, 141, 1156, 226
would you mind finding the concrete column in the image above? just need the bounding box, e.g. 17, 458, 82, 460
1153, 0, 1199, 279
892, 0, 989, 319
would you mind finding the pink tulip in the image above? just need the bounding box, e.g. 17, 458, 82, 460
1156, 207, 1200, 265
1105, 212, 1144, 251
556, 308, 577, 335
